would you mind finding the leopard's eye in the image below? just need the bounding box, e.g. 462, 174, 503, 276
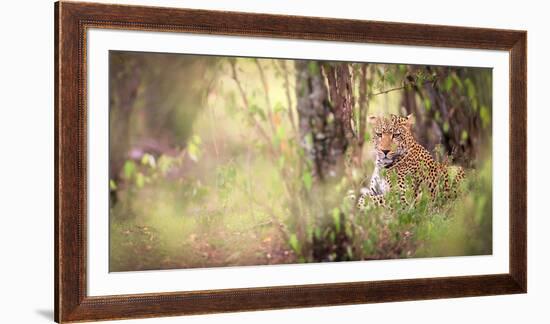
376, 132, 382, 137
392, 133, 400, 139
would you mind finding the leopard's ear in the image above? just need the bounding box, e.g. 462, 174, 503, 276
367, 115, 378, 125
406, 114, 415, 127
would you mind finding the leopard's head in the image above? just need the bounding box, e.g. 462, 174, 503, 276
368, 114, 415, 167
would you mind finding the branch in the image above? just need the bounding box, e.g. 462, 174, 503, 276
229, 60, 273, 149
369, 80, 433, 97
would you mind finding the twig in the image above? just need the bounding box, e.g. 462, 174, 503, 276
278, 60, 298, 137
355, 63, 369, 166
254, 59, 277, 135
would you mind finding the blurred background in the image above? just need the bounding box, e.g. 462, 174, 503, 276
109, 51, 492, 271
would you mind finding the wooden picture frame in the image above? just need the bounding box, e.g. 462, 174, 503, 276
55, 1, 527, 322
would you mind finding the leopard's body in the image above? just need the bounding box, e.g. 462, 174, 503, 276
357, 114, 464, 210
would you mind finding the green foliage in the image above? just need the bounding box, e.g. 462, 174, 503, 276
451, 73, 464, 91
385, 70, 396, 86
465, 78, 479, 111
109, 179, 118, 191
123, 160, 136, 180
186, 135, 202, 162
350, 158, 492, 261
332, 207, 341, 233
364, 130, 371, 143
302, 171, 313, 192
249, 103, 267, 121
135, 172, 145, 188
461, 130, 469, 143
443, 75, 453, 92
274, 125, 286, 147
443, 121, 450, 134
109, 56, 493, 271
415, 160, 492, 257
307, 61, 320, 75
423, 97, 432, 111
157, 155, 177, 176
288, 234, 301, 255
480, 105, 491, 128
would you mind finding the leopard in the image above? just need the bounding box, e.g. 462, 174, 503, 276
356, 114, 464, 210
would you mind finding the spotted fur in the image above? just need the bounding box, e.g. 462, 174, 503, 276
357, 114, 464, 210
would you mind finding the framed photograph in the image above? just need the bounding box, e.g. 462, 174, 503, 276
55, 1, 527, 322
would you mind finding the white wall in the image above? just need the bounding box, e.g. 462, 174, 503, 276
0, 0, 546, 323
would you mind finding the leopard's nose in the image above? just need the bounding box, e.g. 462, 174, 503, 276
381, 150, 390, 156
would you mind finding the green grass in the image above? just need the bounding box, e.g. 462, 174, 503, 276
110, 151, 492, 270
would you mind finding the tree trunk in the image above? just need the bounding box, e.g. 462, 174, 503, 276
295, 61, 356, 181
295, 61, 356, 262
356, 64, 369, 165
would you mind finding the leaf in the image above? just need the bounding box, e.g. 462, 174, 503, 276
141, 153, 156, 169
191, 134, 202, 145
475, 195, 488, 224
364, 130, 371, 143
135, 172, 145, 188
109, 179, 118, 191
314, 228, 321, 239
423, 97, 432, 111
187, 142, 199, 162
304, 133, 314, 151
302, 171, 313, 191
443, 76, 453, 92
398, 64, 407, 73
480, 105, 491, 128
288, 234, 301, 254
273, 101, 285, 114
276, 125, 286, 141
227, 165, 237, 180
461, 130, 469, 142
464, 78, 476, 100
385, 71, 396, 86
187, 135, 202, 162
123, 160, 136, 179
346, 246, 353, 259
278, 156, 286, 169
332, 208, 341, 232
451, 73, 464, 91
307, 62, 319, 75
434, 110, 441, 122
249, 103, 266, 121
157, 155, 174, 175
442, 122, 450, 134
362, 240, 373, 254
